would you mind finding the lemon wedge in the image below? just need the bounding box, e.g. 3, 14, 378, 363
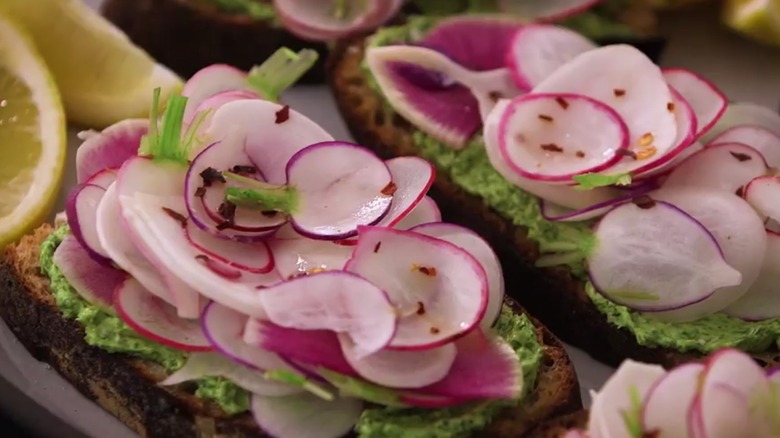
0, 0, 183, 128
723, 0, 780, 46
0, 14, 66, 248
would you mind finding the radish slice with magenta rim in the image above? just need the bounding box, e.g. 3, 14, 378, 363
662, 68, 727, 137
497, 0, 603, 21
497, 92, 629, 182
184, 222, 274, 274
267, 236, 353, 280
689, 382, 753, 438
538, 183, 655, 222
85, 168, 118, 190
345, 226, 488, 351
75, 118, 148, 183
707, 124, 780, 167
273, 0, 400, 41
742, 175, 780, 224
724, 233, 780, 320
66, 183, 112, 265
662, 142, 769, 194
641, 362, 704, 438
251, 392, 363, 438
587, 199, 742, 312
182, 64, 249, 123
53, 234, 127, 309
114, 277, 212, 352
394, 196, 441, 230
702, 102, 780, 142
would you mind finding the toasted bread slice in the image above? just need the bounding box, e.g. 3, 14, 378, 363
527, 411, 589, 438
0, 224, 581, 438
100, 0, 328, 83
326, 37, 780, 370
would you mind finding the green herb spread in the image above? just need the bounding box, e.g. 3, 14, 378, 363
195, 0, 276, 21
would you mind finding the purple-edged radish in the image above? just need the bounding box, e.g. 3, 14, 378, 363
707, 124, 780, 167
184, 222, 274, 273
724, 233, 780, 320
742, 176, 780, 225
52, 234, 127, 310
497, 93, 629, 182
75, 118, 148, 183
662, 143, 769, 194
273, 0, 401, 41
267, 236, 353, 279
641, 363, 704, 438
372, 156, 435, 227
66, 183, 111, 265
497, 0, 603, 21
85, 168, 118, 190
183, 65, 250, 122
586, 200, 742, 314
538, 183, 655, 222
506, 24, 597, 90
662, 68, 727, 137
345, 226, 488, 351
394, 196, 441, 230
688, 382, 752, 438
114, 278, 212, 352
702, 102, 780, 142
251, 392, 363, 438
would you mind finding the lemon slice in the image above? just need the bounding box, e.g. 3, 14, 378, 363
0, 0, 183, 128
0, 14, 66, 248
723, 0, 780, 46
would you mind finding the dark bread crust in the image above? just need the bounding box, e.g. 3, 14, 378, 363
100, 0, 328, 83
0, 224, 582, 437
526, 410, 589, 438
326, 37, 780, 370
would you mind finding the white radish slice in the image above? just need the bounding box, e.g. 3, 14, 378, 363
688, 383, 754, 438
648, 187, 767, 321
641, 363, 704, 438
201, 303, 295, 373
662, 68, 727, 137
532, 45, 678, 176
273, 0, 399, 41
506, 24, 597, 90
497, 92, 629, 182
182, 64, 249, 123
724, 233, 780, 320
114, 277, 212, 352
707, 124, 780, 168
75, 118, 147, 183
702, 102, 780, 143
208, 99, 334, 185
251, 392, 363, 438
394, 196, 441, 230
161, 352, 302, 397
410, 222, 504, 331
345, 226, 488, 350
742, 176, 780, 223
702, 348, 768, 395
66, 183, 111, 264
662, 143, 769, 194
587, 200, 742, 312
538, 183, 655, 222
267, 236, 353, 280
339, 335, 456, 389
52, 234, 127, 310
184, 222, 274, 274
85, 168, 118, 190
286, 142, 393, 240
497, 0, 601, 21
257, 271, 397, 358
189, 90, 261, 154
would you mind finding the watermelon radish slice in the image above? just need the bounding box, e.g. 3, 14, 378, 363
394, 196, 441, 230
267, 236, 353, 279
161, 352, 302, 397
184, 222, 274, 274
707, 125, 780, 167
641, 363, 704, 438
497, 0, 603, 21
497, 92, 629, 182
85, 168, 118, 190
75, 118, 148, 183
251, 392, 363, 438
256, 271, 397, 358
702, 102, 780, 143
647, 187, 767, 321
662, 68, 727, 137
506, 24, 597, 91
663, 143, 769, 194
52, 234, 127, 310
345, 226, 488, 351
587, 200, 742, 313
724, 233, 780, 320
182, 64, 250, 122
114, 277, 212, 351
742, 176, 780, 225
538, 183, 655, 222
66, 183, 111, 265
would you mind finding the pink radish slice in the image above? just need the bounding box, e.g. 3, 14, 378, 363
636, 141, 704, 185
702, 102, 780, 142
688, 383, 753, 438
506, 24, 597, 90
497, 92, 629, 182
266, 236, 352, 280
85, 168, 118, 190
251, 392, 363, 438
701, 348, 768, 395
184, 222, 274, 274
538, 183, 655, 222
497, 0, 603, 21
273, 0, 398, 41
345, 226, 488, 351
641, 363, 704, 438
372, 156, 435, 228
662, 68, 727, 137
724, 233, 780, 320
161, 352, 301, 397
662, 143, 769, 194
587, 200, 742, 312
256, 271, 397, 358
189, 90, 261, 154
743, 176, 780, 224
182, 64, 249, 123
201, 302, 295, 372
532, 45, 678, 176
114, 277, 212, 351
66, 183, 111, 265
52, 234, 127, 309
394, 196, 441, 230
707, 124, 780, 167
339, 334, 456, 389
75, 118, 148, 183
410, 222, 504, 331
286, 142, 393, 240
208, 99, 334, 185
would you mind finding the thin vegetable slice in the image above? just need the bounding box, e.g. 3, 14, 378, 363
52, 234, 126, 309
182, 64, 249, 123
742, 175, 780, 224
184, 222, 274, 274
345, 226, 488, 351
394, 196, 441, 230
251, 392, 363, 438
703, 102, 780, 142
539, 184, 654, 222
663, 143, 769, 194
724, 233, 780, 320
689, 383, 753, 438
85, 168, 118, 190
75, 118, 147, 183
641, 363, 704, 438
66, 183, 111, 264
587, 200, 742, 313
497, 0, 603, 21
707, 124, 780, 167
273, 0, 400, 42
662, 68, 727, 137
267, 235, 353, 279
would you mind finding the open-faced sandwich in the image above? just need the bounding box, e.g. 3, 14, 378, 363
0, 48, 581, 438
328, 15, 780, 370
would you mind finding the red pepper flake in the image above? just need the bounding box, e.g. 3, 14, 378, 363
538, 114, 554, 122
216, 221, 234, 231
373, 241, 382, 253
416, 301, 426, 315
199, 167, 226, 187
540, 143, 563, 153
195, 254, 242, 279
261, 211, 278, 217
195, 186, 207, 198
642, 429, 661, 438
411, 264, 437, 277
429, 327, 440, 335
730, 151, 752, 162
555, 97, 569, 109
255, 285, 267, 290
735, 186, 745, 197
613, 88, 626, 97
231, 165, 257, 174
218, 201, 237, 221
632, 195, 656, 209
381, 181, 397, 196
575, 150, 586, 158
617, 149, 638, 160
275, 105, 290, 124
162, 207, 187, 228
667, 102, 675, 112
488, 91, 503, 102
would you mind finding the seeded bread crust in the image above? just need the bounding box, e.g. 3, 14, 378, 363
0, 224, 581, 438
326, 37, 780, 370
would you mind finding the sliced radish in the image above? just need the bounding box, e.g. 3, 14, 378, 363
256, 271, 397, 358
161, 352, 301, 397
52, 234, 127, 309
689, 383, 753, 438
539, 184, 655, 222
251, 392, 363, 438
497, 0, 603, 21
724, 233, 780, 320
587, 200, 742, 313
506, 24, 597, 90
273, 0, 400, 42
497, 92, 629, 182
188, 90, 261, 151
286, 142, 393, 240
75, 118, 147, 183
662, 143, 769, 194
114, 277, 212, 352
394, 196, 441, 230
182, 64, 249, 123
410, 222, 504, 330
707, 124, 780, 167
345, 226, 487, 351
66, 183, 111, 265
373, 156, 435, 228
532, 45, 678, 176
742, 176, 780, 224
85, 168, 118, 190
702, 102, 780, 142
267, 236, 353, 280
641, 363, 704, 438
702, 348, 768, 395
662, 68, 727, 137
184, 222, 274, 274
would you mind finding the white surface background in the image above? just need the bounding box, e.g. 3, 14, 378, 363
1, 1, 779, 437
